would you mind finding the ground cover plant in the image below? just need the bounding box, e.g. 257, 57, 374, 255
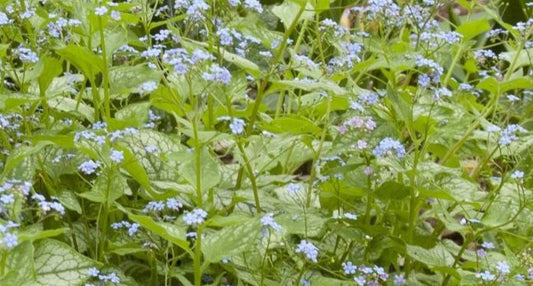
0, 0, 533, 285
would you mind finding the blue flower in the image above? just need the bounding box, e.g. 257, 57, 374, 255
78, 160, 100, 175
260, 213, 282, 232
295, 240, 318, 262
342, 261, 357, 275
202, 64, 232, 85
373, 138, 406, 158
229, 118, 245, 135
183, 208, 208, 226
3, 232, 18, 249
110, 150, 124, 163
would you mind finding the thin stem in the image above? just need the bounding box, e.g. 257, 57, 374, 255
98, 16, 111, 119
236, 140, 262, 213
193, 226, 203, 286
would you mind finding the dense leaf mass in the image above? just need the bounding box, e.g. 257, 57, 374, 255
0, 0, 533, 285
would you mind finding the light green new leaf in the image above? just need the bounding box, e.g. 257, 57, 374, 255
202, 219, 262, 263
456, 18, 490, 40
56, 45, 104, 79
38, 56, 63, 95
33, 239, 97, 286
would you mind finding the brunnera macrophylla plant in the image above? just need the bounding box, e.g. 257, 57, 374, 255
0, 0, 533, 285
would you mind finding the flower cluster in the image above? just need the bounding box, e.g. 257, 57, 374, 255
499, 124, 527, 146
295, 240, 319, 262
86, 268, 121, 285
183, 208, 208, 226
0, 221, 19, 249
339, 116, 376, 134
373, 138, 406, 158
143, 198, 183, 213
111, 221, 140, 236
32, 194, 65, 215
260, 213, 282, 233
342, 261, 403, 285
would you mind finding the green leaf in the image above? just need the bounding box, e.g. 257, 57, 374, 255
38, 56, 63, 95
79, 168, 128, 206
262, 116, 322, 135
33, 239, 96, 286
312, 0, 330, 10
272, 79, 346, 95
376, 181, 411, 200
56, 190, 82, 214
119, 208, 193, 256
115, 143, 153, 194
114, 102, 151, 127
277, 211, 326, 237
406, 244, 454, 268
177, 147, 221, 193
48, 97, 95, 122
456, 18, 491, 40
202, 219, 262, 263
1, 141, 51, 180
109, 65, 162, 97
119, 129, 183, 181
500, 48, 533, 69
271, 1, 314, 30
55, 45, 104, 79
0, 241, 35, 285
19, 228, 68, 242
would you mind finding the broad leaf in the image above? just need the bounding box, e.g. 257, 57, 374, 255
33, 239, 96, 286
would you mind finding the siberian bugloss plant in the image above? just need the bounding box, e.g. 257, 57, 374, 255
0, 0, 533, 285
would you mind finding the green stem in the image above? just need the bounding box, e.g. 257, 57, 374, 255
442, 44, 464, 87
193, 227, 203, 286
236, 140, 262, 213
98, 16, 111, 119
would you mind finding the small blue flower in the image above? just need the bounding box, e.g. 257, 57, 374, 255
511, 170, 524, 179
393, 274, 406, 285
342, 261, 357, 275
183, 208, 208, 226
260, 213, 282, 232
476, 270, 495, 281
373, 138, 406, 158
110, 150, 124, 163
295, 240, 318, 262
202, 64, 231, 85
78, 160, 100, 175
496, 260, 510, 275
3, 232, 18, 249
229, 118, 245, 135
87, 267, 100, 277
